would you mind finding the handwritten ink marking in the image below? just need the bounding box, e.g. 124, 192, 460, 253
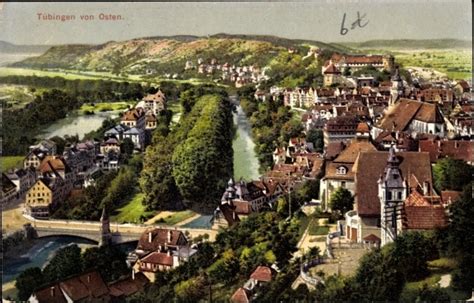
340, 11, 369, 35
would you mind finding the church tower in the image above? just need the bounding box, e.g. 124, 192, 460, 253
390, 67, 404, 106
378, 147, 407, 246
99, 207, 112, 246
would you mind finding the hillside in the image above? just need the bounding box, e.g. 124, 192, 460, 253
10, 34, 354, 74
0, 41, 51, 54
340, 39, 472, 50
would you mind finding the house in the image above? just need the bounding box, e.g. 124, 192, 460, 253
219, 178, 272, 217
25, 177, 64, 218
131, 228, 195, 282
5, 167, 36, 200
141, 90, 166, 115
121, 108, 146, 129
345, 149, 436, 244
29, 270, 110, 303
320, 136, 376, 210
38, 156, 74, 193
29, 139, 57, 155
374, 131, 418, 152
1, 173, 17, 204
374, 99, 446, 138
329, 53, 394, 72
24, 149, 48, 169
145, 113, 157, 129
123, 127, 145, 150
418, 139, 473, 164
100, 138, 121, 155
322, 63, 342, 87
323, 115, 359, 146
104, 124, 130, 141
108, 272, 149, 300
231, 266, 273, 303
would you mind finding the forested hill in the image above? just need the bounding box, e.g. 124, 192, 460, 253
9, 34, 354, 73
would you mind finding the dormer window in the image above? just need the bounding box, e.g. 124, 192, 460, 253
336, 166, 347, 175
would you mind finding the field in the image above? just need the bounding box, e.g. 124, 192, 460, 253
79, 101, 135, 114
0, 84, 38, 109
152, 210, 197, 225
111, 193, 154, 224
1, 156, 24, 172
395, 49, 472, 80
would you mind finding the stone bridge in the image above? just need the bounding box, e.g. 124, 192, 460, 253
23, 215, 217, 245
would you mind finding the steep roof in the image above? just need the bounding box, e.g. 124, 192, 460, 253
2, 173, 16, 194
403, 192, 447, 230
419, 139, 473, 163
378, 99, 444, 131
250, 266, 272, 282
323, 63, 341, 74
355, 151, 432, 216
33, 284, 67, 303
140, 252, 173, 268
108, 273, 148, 297
137, 228, 186, 252
38, 156, 71, 174
231, 287, 250, 303
333, 139, 376, 163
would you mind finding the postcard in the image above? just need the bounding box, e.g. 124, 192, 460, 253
1, 1, 472, 302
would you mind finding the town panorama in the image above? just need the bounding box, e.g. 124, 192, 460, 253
1, 5, 473, 303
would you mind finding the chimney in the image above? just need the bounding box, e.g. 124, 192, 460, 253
455, 141, 459, 148
438, 140, 441, 148
167, 230, 172, 243
423, 181, 430, 196
167, 250, 171, 256
87, 274, 91, 283
148, 232, 152, 243
132, 269, 135, 280
50, 287, 55, 297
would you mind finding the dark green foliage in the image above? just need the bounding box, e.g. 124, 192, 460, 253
329, 187, 354, 217
43, 245, 84, 283
1, 89, 82, 155
120, 138, 135, 155
352, 64, 391, 82
239, 88, 294, 171
15, 267, 45, 301
306, 128, 324, 152
433, 158, 472, 191
82, 245, 129, 282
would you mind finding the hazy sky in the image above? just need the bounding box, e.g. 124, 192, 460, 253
0, 1, 471, 45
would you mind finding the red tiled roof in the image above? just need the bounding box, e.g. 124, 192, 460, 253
122, 108, 144, 121
419, 139, 473, 163
355, 151, 432, 216
233, 200, 252, 215
140, 251, 173, 267
59, 271, 109, 302
441, 190, 462, 205
333, 139, 376, 163
250, 266, 272, 282
363, 234, 381, 242
33, 284, 67, 303
404, 204, 447, 230
356, 122, 370, 133
324, 63, 341, 74
231, 287, 250, 303
137, 228, 186, 252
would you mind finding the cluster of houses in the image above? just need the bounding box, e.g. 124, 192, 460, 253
28, 269, 149, 303
184, 58, 269, 87
226, 52, 473, 248
231, 266, 274, 303
1, 90, 168, 219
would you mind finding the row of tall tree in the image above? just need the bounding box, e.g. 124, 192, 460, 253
140, 90, 234, 212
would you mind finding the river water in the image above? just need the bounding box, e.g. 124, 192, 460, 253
232, 99, 260, 181
38, 110, 121, 139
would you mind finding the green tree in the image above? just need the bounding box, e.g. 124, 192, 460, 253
306, 128, 324, 152
329, 187, 354, 217
82, 245, 129, 282
120, 137, 135, 155
174, 276, 207, 302
433, 158, 472, 191
16, 267, 45, 301
43, 245, 83, 283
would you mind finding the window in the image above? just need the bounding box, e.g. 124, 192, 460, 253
336, 166, 347, 175
398, 192, 402, 200
387, 191, 392, 200
341, 181, 346, 188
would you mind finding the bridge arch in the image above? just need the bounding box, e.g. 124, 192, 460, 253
36, 234, 99, 245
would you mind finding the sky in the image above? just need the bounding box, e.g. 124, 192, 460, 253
0, 1, 471, 45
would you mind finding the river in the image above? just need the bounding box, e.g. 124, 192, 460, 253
38, 110, 122, 139
231, 96, 260, 181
